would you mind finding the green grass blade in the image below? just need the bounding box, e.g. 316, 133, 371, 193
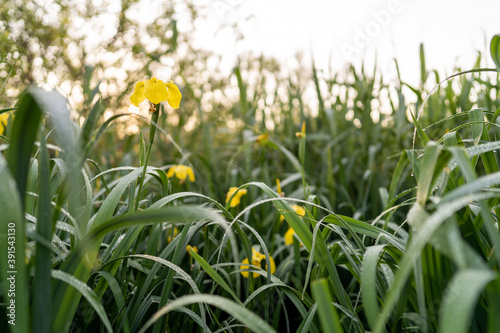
361, 245, 386, 330
32, 126, 53, 333
468, 108, 484, 145
409, 107, 429, 148
7, 89, 42, 203
416, 141, 440, 205
51, 270, 113, 333
324, 215, 406, 250
296, 303, 318, 333
139, 294, 276, 333
311, 278, 344, 333
439, 269, 496, 333
387, 153, 409, 207
188, 246, 240, 302
94, 271, 130, 333
79, 98, 103, 155
490, 34, 500, 71
374, 192, 495, 333
0, 152, 29, 332
152, 221, 192, 333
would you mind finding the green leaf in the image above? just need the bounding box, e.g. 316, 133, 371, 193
33, 126, 53, 333
468, 108, 484, 146
188, 246, 240, 301
361, 245, 386, 330
387, 153, 409, 207
439, 269, 496, 333
374, 192, 496, 333
51, 270, 113, 333
491, 34, 500, 71
311, 279, 344, 333
296, 303, 319, 333
416, 141, 441, 205
79, 98, 103, 159
139, 294, 276, 333
409, 107, 429, 148
324, 215, 406, 251
0, 150, 29, 333
94, 271, 130, 333
7, 88, 42, 203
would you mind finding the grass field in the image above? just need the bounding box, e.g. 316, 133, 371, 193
1, 36, 500, 332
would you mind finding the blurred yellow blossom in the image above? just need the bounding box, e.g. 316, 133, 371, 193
256, 132, 268, 145
0, 112, 14, 136
167, 227, 179, 243
284, 227, 303, 246
186, 245, 198, 255
280, 204, 305, 223
130, 77, 182, 109
167, 165, 195, 183
276, 178, 285, 197
295, 121, 306, 138
226, 187, 247, 207
240, 247, 276, 278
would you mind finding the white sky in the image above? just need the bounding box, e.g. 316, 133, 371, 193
192, 0, 500, 84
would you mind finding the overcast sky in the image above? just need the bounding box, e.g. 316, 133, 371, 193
192, 0, 500, 84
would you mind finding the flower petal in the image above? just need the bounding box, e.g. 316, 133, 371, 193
165, 81, 182, 109
293, 205, 305, 217
176, 166, 187, 181
167, 166, 176, 178
284, 228, 295, 245
186, 166, 195, 182
266, 255, 276, 275
130, 81, 146, 107
144, 77, 169, 104
0, 112, 13, 136
240, 258, 250, 278
226, 187, 237, 205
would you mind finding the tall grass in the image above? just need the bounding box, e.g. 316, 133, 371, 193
1, 37, 500, 332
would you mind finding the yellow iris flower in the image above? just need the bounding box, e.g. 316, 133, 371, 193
167, 165, 195, 183
226, 187, 247, 207
285, 227, 303, 246
167, 227, 179, 243
130, 77, 182, 109
186, 245, 198, 256
0, 112, 14, 136
279, 204, 305, 223
240, 247, 276, 278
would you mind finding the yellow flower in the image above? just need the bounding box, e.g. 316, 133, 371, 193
167, 227, 179, 243
167, 165, 195, 183
295, 121, 306, 138
226, 187, 247, 207
284, 227, 303, 246
130, 77, 182, 109
186, 245, 198, 255
284, 227, 296, 245
276, 178, 285, 197
240, 247, 276, 278
279, 204, 305, 223
0, 112, 14, 136
256, 132, 268, 145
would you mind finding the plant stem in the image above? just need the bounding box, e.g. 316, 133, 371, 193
135, 103, 160, 210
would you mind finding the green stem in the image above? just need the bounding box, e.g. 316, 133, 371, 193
135, 104, 160, 210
